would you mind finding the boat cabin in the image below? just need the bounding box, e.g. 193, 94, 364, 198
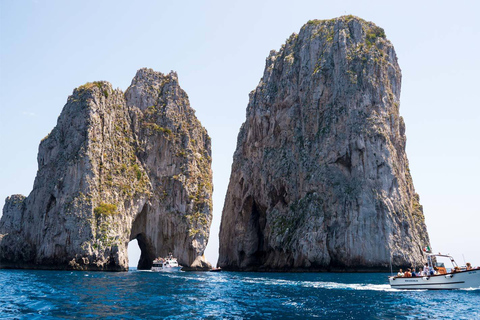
427, 253, 459, 274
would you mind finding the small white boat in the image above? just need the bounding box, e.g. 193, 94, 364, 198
151, 253, 182, 272
389, 253, 480, 290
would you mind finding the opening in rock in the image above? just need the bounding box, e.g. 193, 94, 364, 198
251, 200, 267, 260
242, 197, 267, 267
129, 203, 156, 270
135, 233, 156, 270
127, 239, 141, 269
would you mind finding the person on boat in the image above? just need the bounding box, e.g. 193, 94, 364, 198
466, 262, 473, 270
423, 267, 429, 276
397, 269, 404, 277
418, 267, 426, 276
410, 268, 416, 277
426, 263, 434, 276
404, 268, 412, 277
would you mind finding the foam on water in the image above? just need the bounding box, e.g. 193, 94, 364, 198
242, 276, 398, 292
305, 281, 397, 291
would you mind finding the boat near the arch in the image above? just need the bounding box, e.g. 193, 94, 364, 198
151, 253, 183, 272
389, 253, 480, 290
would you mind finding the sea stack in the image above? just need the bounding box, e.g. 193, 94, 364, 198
218, 16, 430, 271
0, 68, 213, 271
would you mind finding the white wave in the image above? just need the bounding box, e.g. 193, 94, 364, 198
459, 287, 480, 291
242, 277, 295, 285
241, 277, 398, 292
304, 281, 397, 292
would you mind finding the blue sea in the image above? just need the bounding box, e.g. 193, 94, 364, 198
1, 269, 479, 319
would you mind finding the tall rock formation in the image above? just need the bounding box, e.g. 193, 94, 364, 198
0, 68, 213, 271
218, 16, 429, 271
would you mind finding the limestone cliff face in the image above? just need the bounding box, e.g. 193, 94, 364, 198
0, 68, 212, 271
218, 16, 429, 271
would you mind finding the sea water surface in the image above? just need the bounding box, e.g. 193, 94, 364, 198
0, 269, 478, 319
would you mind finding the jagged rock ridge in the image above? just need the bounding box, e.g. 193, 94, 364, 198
218, 16, 430, 271
0, 68, 213, 271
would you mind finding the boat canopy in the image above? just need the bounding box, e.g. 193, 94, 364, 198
427, 253, 458, 271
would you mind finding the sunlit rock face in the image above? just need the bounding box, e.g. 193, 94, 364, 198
218, 16, 429, 271
0, 68, 213, 271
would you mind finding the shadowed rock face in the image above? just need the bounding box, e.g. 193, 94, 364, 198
0, 68, 212, 271
218, 16, 430, 271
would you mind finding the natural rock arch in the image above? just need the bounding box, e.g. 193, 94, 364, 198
129, 204, 154, 270
0, 68, 213, 271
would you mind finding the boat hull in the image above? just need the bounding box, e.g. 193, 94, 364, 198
389, 270, 480, 290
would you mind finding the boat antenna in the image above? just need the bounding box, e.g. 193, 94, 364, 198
462, 254, 466, 265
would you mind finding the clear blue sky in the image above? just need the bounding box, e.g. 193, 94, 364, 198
1, 0, 479, 267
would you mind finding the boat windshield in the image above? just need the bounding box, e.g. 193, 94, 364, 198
429, 255, 457, 273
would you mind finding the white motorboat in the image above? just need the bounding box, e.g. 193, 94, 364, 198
151, 253, 182, 272
389, 253, 480, 290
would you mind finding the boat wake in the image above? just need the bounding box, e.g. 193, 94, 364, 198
305, 281, 397, 292
242, 277, 398, 292
459, 287, 480, 291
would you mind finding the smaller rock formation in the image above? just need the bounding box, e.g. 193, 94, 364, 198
218, 16, 430, 271
0, 68, 213, 271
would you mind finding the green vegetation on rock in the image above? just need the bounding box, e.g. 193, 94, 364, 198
365, 26, 386, 47
78, 81, 103, 91
142, 122, 173, 136
94, 203, 117, 216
